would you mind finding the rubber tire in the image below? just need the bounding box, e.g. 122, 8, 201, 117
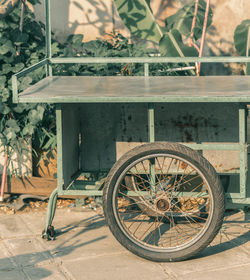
103, 142, 225, 262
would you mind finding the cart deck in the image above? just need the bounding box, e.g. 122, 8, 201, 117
18, 75, 250, 103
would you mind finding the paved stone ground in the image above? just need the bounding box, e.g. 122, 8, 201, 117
0, 208, 249, 280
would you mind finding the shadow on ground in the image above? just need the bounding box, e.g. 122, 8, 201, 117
195, 210, 250, 260
0, 214, 106, 279
0, 210, 249, 279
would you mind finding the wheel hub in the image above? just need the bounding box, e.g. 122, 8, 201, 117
156, 197, 170, 212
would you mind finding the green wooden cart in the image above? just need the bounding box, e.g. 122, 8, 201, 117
12, 0, 250, 262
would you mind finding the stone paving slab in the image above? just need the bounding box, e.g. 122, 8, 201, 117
0, 268, 27, 280
43, 229, 126, 262
63, 253, 168, 280
181, 263, 250, 280
0, 209, 249, 280
0, 242, 16, 271
23, 264, 68, 280
162, 211, 250, 278
19, 210, 95, 236
39, 214, 127, 262
3, 237, 52, 267
162, 237, 250, 278
0, 215, 33, 238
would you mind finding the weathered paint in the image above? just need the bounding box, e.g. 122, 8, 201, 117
17, 75, 250, 104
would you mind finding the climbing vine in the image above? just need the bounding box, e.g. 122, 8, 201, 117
0, 0, 60, 175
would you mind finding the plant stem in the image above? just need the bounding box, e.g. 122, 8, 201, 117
0, 150, 8, 202
189, 0, 199, 47
17, 0, 26, 56
197, 0, 210, 76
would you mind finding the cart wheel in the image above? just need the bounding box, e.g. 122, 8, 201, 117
103, 142, 225, 262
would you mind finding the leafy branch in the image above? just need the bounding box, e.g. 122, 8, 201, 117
0, 0, 59, 179
234, 20, 250, 75
114, 0, 213, 75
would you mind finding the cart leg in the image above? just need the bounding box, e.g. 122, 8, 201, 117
42, 188, 58, 240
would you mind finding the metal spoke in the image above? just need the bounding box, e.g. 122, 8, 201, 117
113, 152, 213, 251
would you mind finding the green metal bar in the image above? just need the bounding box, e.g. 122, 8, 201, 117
59, 190, 103, 196
12, 59, 48, 103
147, 103, 155, 189
56, 104, 63, 193
148, 104, 155, 143
59, 189, 250, 205
12, 75, 18, 104
15, 59, 48, 78
144, 63, 149, 76
239, 105, 247, 198
247, 27, 250, 75
144, 56, 156, 189
60, 188, 209, 198
246, 26, 250, 57
227, 197, 250, 205
73, 170, 239, 176
45, 188, 58, 233
18, 96, 250, 104
45, 0, 52, 76
50, 56, 250, 64
183, 143, 240, 150
226, 193, 244, 199
59, 187, 250, 205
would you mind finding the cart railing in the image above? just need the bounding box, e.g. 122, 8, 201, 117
11, 56, 250, 104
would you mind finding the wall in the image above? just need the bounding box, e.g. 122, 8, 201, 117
0, 138, 32, 176
34, 0, 250, 57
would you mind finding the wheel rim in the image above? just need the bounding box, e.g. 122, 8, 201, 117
112, 153, 214, 253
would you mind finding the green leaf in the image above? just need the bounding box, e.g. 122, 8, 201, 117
159, 29, 197, 57
6, 119, 20, 133
51, 42, 60, 55
14, 32, 29, 45
67, 34, 84, 47
37, 105, 45, 120
0, 21, 8, 29
0, 102, 10, 114
19, 76, 32, 91
26, 21, 43, 39
0, 76, 6, 88
1, 63, 12, 75
234, 20, 250, 56
0, 40, 14, 55
42, 135, 56, 150
12, 63, 25, 73
0, 54, 15, 64
23, 124, 35, 136
4, 128, 16, 141
28, 105, 45, 125
165, 0, 213, 40
1, 88, 10, 102
234, 20, 250, 75
159, 29, 196, 75
27, 0, 41, 5
247, 64, 250, 75
13, 104, 26, 113
114, 0, 163, 42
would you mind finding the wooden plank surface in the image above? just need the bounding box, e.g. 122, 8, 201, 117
3, 177, 82, 198
4, 177, 56, 197
18, 75, 250, 103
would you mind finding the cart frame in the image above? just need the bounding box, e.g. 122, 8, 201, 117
11, 0, 250, 236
